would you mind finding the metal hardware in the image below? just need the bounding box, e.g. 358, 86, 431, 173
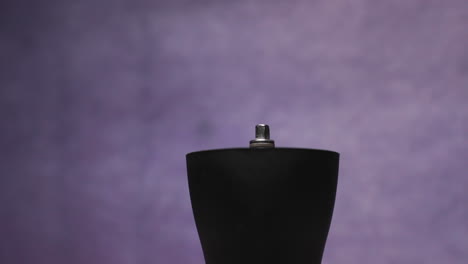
249, 124, 275, 148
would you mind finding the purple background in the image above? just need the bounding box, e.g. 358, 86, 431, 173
1, 0, 467, 263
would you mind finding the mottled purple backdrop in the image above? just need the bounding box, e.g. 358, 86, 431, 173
1, 0, 467, 263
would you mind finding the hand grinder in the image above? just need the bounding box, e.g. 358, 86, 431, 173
186, 124, 340, 264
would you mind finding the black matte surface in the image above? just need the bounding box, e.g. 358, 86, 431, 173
186, 148, 340, 264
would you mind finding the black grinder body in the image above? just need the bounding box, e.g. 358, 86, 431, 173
186, 148, 339, 264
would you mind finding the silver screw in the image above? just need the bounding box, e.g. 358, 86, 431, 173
249, 124, 275, 148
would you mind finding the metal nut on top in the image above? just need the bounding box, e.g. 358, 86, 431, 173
249, 124, 275, 148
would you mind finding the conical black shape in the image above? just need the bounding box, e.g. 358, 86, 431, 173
186, 148, 339, 264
